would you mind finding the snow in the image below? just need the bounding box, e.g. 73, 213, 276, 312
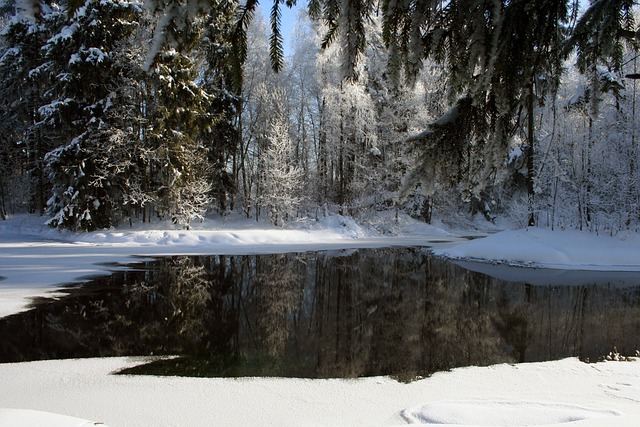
15, 0, 38, 23
432, 102, 461, 127
0, 356, 638, 426
434, 227, 640, 271
69, 48, 108, 66
47, 22, 80, 45
1, 214, 640, 426
508, 144, 523, 163
401, 401, 623, 426
0, 409, 104, 427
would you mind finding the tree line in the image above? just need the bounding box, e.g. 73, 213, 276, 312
0, 0, 638, 232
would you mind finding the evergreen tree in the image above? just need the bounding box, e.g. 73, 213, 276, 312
145, 48, 214, 226
200, 1, 242, 214
39, 0, 142, 230
114, 0, 243, 226
0, 0, 63, 214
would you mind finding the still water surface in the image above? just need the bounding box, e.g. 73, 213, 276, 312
1, 248, 638, 380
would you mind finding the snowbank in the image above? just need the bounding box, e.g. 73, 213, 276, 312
434, 227, 640, 271
0, 356, 638, 426
0, 409, 106, 427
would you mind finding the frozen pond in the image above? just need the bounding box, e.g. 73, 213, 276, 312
0, 248, 639, 380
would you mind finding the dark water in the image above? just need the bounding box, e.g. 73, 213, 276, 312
1, 248, 639, 380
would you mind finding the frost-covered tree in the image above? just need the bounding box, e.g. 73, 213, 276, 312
526, 50, 640, 233
239, 10, 292, 219
316, 22, 378, 214
287, 9, 321, 204
247, 82, 302, 225
260, 92, 303, 226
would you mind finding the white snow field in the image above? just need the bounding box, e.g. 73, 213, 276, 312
434, 227, 640, 271
0, 409, 104, 427
1, 214, 640, 426
0, 356, 638, 426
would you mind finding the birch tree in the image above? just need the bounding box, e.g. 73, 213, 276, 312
257, 87, 303, 226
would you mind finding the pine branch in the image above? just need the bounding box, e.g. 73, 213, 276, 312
567, 0, 637, 73
270, 0, 285, 73
233, 0, 259, 64
230, 0, 259, 91
321, 20, 339, 49
320, 0, 341, 49
308, 0, 322, 19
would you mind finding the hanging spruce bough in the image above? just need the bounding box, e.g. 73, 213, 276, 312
382, 1, 576, 209
403, 97, 491, 200
252, 0, 635, 213
228, 0, 299, 90
569, 0, 638, 75
567, 0, 638, 118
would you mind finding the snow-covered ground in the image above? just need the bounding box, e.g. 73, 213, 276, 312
1, 356, 638, 426
434, 227, 640, 271
1, 213, 640, 426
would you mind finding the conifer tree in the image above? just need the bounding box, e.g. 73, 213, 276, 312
145, 49, 213, 226
200, 1, 242, 214
141, 0, 229, 226
0, 0, 62, 214
40, 0, 142, 230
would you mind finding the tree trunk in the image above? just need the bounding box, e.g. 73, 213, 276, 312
527, 82, 536, 227
319, 96, 328, 205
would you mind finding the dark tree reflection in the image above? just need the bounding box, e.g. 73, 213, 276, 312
1, 249, 639, 379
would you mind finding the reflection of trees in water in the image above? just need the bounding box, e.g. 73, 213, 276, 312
0, 250, 639, 379
254, 254, 303, 358
415, 258, 507, 375
307, 251, 514, 379
82, 255, 241, 358
525, 285, 639, 361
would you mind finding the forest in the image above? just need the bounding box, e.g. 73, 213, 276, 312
0, 0, 638, 233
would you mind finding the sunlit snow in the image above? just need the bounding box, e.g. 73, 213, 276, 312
0, 356, 638, 426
